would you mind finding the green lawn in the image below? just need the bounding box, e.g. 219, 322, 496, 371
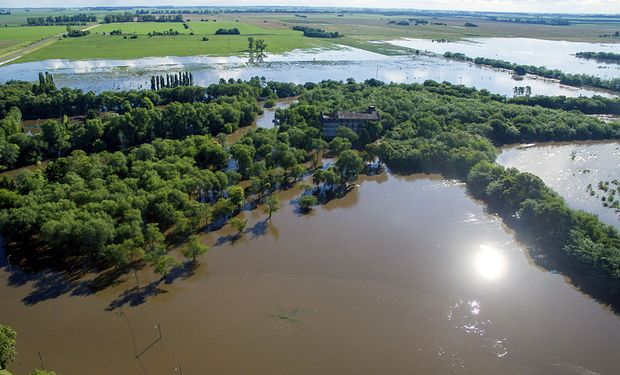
0, 25, 66, 56
15, 33, 334, 62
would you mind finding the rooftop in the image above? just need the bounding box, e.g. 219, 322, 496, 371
322, 106, 379, 121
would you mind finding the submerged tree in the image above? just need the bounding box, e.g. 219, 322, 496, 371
298, 195, 318, 213
183, 235, 209, 263
229, 217, 248, 235
264, 195, 280, 220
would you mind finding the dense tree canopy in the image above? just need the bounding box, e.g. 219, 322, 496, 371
1, 78, 620, 305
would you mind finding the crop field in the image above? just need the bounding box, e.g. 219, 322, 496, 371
0, 8, 106, 26
95, 22, 191, 35
0, 25, 66, 56
16, 31, 333, 62
3, 10, 620, 64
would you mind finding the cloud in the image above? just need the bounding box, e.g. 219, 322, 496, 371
1, 0, 619, 14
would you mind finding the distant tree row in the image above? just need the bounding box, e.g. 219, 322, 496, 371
103, 13, 183, 23
26, 14, 96, 26
444, 52, 620, 92
485, 15, 570, 25
576, 51, 620, 63
150, 72, 194, 90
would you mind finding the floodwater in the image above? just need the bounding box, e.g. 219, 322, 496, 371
2, 173, 620, 375
0, 46, 613, 98
388, 37, 620, 79
498, 142, 620, 230
256, 98, 296, 129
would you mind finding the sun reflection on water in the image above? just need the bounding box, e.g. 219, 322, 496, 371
475, 245, 507, 280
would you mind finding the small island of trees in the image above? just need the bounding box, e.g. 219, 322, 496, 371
292, 26, 342, 38
215, 28, 241, 35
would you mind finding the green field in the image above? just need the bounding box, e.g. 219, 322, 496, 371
3, 10, 620, 64
16, 32, 333, 62
93, 21, 297, 36
0, 25, 66, 56
0, 8, 107, 26
95, 22, 190, 35
186, 21, 295, 35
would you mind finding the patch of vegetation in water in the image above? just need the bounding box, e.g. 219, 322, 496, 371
587, 180, 620, 214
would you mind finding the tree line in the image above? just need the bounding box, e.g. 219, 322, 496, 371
443, 52, 620, 93
292, 26, 342, 38
103, 13, 184, 23
576, 51, 620, 63
26, 14, 96, 26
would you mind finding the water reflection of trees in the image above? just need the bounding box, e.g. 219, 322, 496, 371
247, 52, 267, 64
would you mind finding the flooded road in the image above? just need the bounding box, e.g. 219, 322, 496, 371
2, 173, 620, 374
498, 142, 620, 230
388, 37, 620, 78
0, 46, 613, 98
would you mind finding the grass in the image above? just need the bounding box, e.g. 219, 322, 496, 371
15, 32, 333, 62
0, 25, 66, 56
187, 21, 296, 35
95, 22, 190, 35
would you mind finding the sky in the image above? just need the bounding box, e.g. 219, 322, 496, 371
1, 1, 619, 14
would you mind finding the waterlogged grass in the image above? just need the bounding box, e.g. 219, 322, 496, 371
15, 33, 333, 62
0, 25, 65, 56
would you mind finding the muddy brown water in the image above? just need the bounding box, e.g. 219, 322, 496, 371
1, 173, 620, 375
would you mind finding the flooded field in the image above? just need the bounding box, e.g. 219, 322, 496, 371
388, 37, 620, 78
2, 173, 620, 375
498, 142, 620, 230
0, 46, 613, 98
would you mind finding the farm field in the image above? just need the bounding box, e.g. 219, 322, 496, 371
3, 11, 620, 64
0, 25, 66, 57
15, 32, 333, 62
